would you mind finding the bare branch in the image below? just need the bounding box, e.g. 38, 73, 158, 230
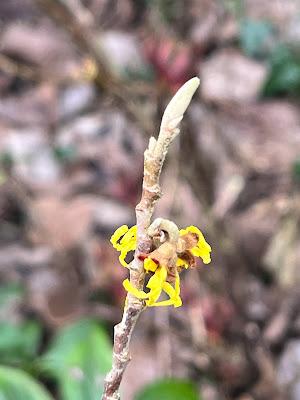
102, 77, 200, 400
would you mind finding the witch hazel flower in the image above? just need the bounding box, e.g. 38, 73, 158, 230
110, 218, 211, 308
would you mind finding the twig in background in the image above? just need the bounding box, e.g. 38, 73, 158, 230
35, 0, 111, 86
102, 77, 201, 400
34, 0, 154, 135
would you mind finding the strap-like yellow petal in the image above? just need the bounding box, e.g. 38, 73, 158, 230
162, 281, 176, 298
120, 226, 137, 245
123, 279, 149, 299
163, 282, 182, 307
110, 225, 137, 267
146, 266, 168, 305
174, 274, 182, 307
190, 247, 211, 264
182, 225, 211, 264
110, 225, 129, 250
144, 258, 158, 272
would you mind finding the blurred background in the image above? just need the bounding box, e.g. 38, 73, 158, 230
0, 0, 300, 399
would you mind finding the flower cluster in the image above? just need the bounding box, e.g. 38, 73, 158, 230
110, 223, 211, 307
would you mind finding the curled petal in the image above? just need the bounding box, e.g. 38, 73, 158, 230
120, 225, 137, 245
146, 266, 167, 306
110, 225, 129, 250
190, 246, 211, 264
111, 225, 137, 267
181, 225, 211, 265
119, 250, 129, 268
148, 277, 182, 308
162, 281, 176, 299
147, 266, 167, 288
123, 279, 149, 299
147, 268, 182, 308
118, 240, 136, 268
164, 278, 182, 308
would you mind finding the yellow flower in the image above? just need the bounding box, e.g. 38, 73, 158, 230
179, 226, 211, 264
110, 223, 211, 307
123, 279, 149, 299
122, 267, 182, 308
146, 273, 182, 307
110, 225, 137, 268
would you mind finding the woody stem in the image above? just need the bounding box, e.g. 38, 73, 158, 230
101, 78, 200, 400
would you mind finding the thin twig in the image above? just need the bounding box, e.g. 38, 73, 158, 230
102, 77, 200, 400
34, 0, 154, 135
35, 0, 111, 86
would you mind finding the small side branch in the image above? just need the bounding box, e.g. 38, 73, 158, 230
102, 77, 200, 400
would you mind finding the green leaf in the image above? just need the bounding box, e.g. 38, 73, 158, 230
0, 366, 53, 400
262, 45, 300, 97
0, 284, 24, 307
39, 319, 112, 400
135, 379, 200, 400
0, 321, 41, 364
239, 19, 273, 58
53, 146, 77, 163
0, 152, 14, 169
292, 157, 300, 182
225, 0, 244, 17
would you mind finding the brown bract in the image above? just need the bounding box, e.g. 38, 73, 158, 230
138, 231, 199, 283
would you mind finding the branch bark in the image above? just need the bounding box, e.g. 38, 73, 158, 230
102, 77, 200, 400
